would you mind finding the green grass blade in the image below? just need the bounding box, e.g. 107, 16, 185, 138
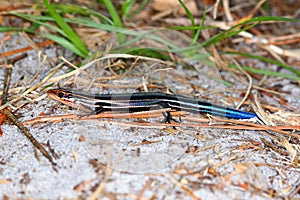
42, 33, 86, 57
52, 3, 113, 24
226, 51, 300, 77
126, 0, 148, 19
121, 0, 136, 19
243, 15, 300, 23
191, 8, 207, 46
178, 0, 195, 37
8, 12, 128, 37
4, 13, 87, 57
42, 0, 89, 56
8, 12, 67, 37
200, 22, 258, 47
229, 63, 300, 81
101, 0, 126, 43
0, 27, 24, 32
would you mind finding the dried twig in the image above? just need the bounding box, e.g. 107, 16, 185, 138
232, 59, 253, 109
3, 109, 56, 165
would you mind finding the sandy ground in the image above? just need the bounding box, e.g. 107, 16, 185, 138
0, 32, 299, 199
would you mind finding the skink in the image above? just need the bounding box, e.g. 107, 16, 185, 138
47, 89, 258, 122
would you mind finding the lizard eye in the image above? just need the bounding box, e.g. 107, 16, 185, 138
57, 92, 65, 98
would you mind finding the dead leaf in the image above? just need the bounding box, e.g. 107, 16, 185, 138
152, 0, 198, 15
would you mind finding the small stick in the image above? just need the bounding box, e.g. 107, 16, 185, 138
3, 109, 56, 165
0, 54, 27, 104
0, 67, 11, 105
